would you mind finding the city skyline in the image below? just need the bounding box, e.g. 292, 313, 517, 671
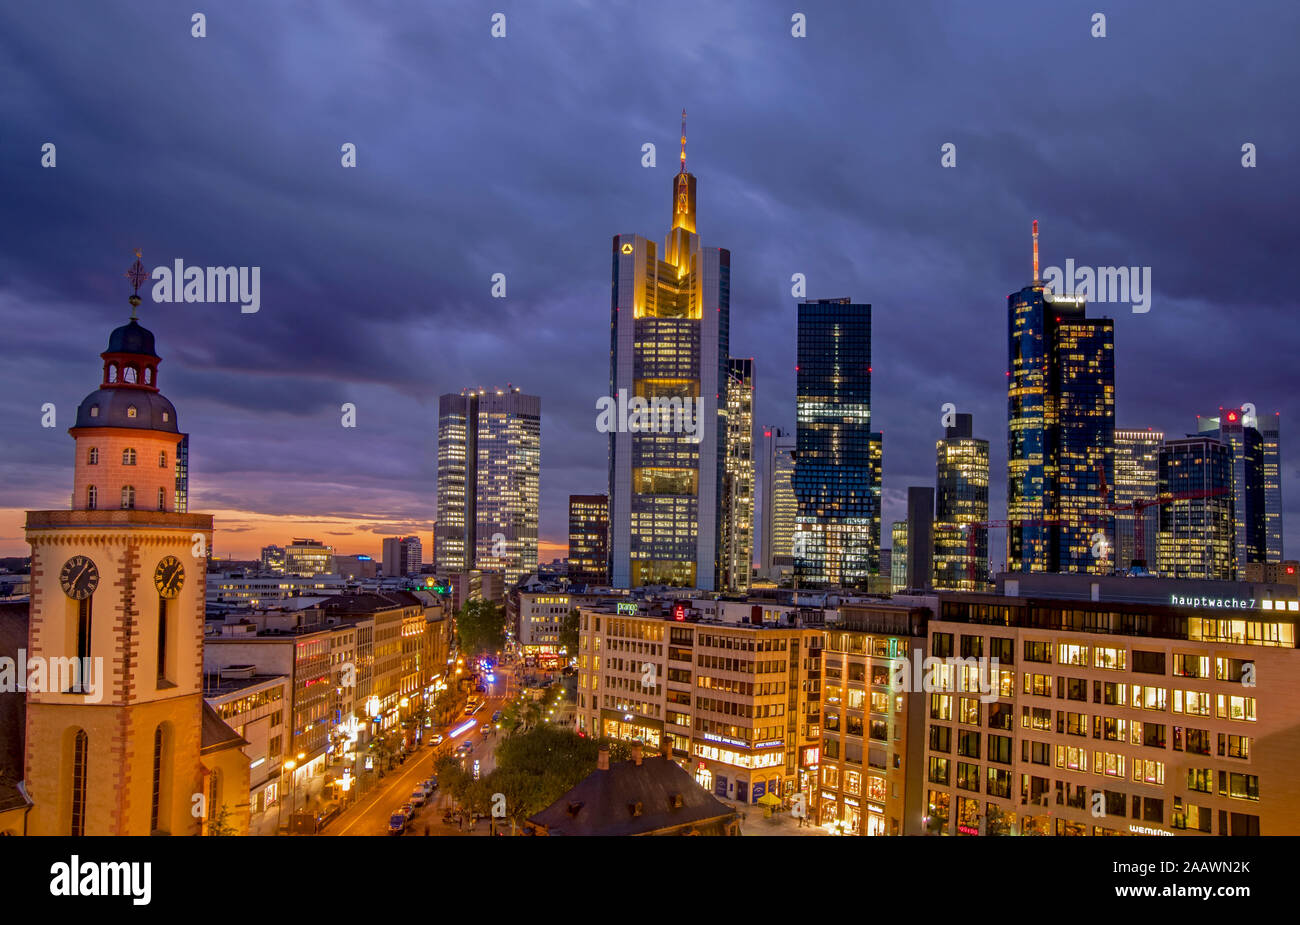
2, 2, 1298, 566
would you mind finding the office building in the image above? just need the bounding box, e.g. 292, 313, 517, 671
933, 414, 990, 590
1261, 414, 1283, 562
608, 115, 728, 590
906, 486, 935, 591
721, 358, 755, 593
891, 522, 908, 592
760, 427, 796, 582
1157, 437, 1235, 580
567, 494, 610, 585
174, 433, 189, 514
1113, 429, 1163, 570
575, 598, 822, 805
382, 535, 423, 577
1007, 223, 1114, 574
793, 299, 879, 588
923, 573, 1300, 835
1198, 407, 1271, 574
260, 544, 286, 576
817, 601, 930, 835
436, 386, 541, 587
285, 538, 335, 577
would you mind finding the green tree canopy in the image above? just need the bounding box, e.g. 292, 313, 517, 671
455, 598, 506, 657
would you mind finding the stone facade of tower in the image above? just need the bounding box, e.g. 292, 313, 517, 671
21, 291, 249, 836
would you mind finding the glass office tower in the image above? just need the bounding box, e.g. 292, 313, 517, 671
759, 427, 797, 582
1007, 235, 1114, 574
608, 123, 727, 590
1113, 429, 1163, 569
1199, 407, 1273, 575
721, 358, 755, 593
793, 299, 878, 587
1157, 436, 1235, 579
933, 414, 990, 590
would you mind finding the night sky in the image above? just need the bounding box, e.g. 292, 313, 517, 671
2, 0, 1297, 564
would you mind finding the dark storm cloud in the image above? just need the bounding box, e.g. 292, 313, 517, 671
1, 0, 1297, 557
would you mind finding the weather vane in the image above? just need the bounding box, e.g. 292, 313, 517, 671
125, 248, 148, 319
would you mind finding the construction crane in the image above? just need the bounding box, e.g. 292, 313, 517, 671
932, 519, 1063, 586
1097, 465, 1230, 571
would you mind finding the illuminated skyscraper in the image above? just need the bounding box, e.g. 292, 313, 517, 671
933, 414, 989, 590
568, 494, 609, 585
609, 113, 727, 590
759, 427, 796, 582
1262, 414, 1283, 561
721, 358, 754, 592
1198, 406, 1273, 575
1157, 436, 1235, 579
1007, 222, 1114, 574
174, 433, 189, 513
793, 299, 878, 588
890, 521, 908, 592
435, 386, 540, 587
1113, 429, 1163, 569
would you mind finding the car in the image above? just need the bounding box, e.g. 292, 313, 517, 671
431, 733, 444, 745
475, 684, 487, 693
410, 788, 428, 807
388, 813, 407, 835
423, 777, 439, 791
399, 802, 415, 818
456, 741, 474, 756
491, 710, 502, 723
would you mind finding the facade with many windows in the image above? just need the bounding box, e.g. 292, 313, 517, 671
576, 600, 822, 805
921, 580, 1300, 835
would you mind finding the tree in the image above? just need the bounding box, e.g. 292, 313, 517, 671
558, 608, 581, 660
205, 803, 235, 836
455, 599, 506, 658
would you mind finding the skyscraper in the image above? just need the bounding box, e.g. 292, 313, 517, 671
890, 521, 908, 592
1198, 406, 1275, 574
608, 114, 727, 590
435, 386, 541, 587
1007, 223, 1114, 574
382, 536, 422, 577
721, 358, 755, 593
759, 427, 796, 581
905, 486, 934, 591
933, 414, 990, 590
1113, 429, 1163, 570
1262, 413, 1283, 562
567, 494, 610, 585
1157, 436, 1235, 579
174, 433, 189, 514
793, 299, 878, 587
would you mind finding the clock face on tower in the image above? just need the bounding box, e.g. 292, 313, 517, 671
60, 555, 100, 600
154, 556, 185, 599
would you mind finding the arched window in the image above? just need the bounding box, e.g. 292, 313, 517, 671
157, 487, 166, 511
121, 485, 135, 510
158, 451, 167, 468
86, 485, 97, 510
71, 729, 88, 837
123, 448, 136, 466
123, 366, 138, 384
143, 368, 152, 384
150, 726, 164, 832
107, 365, 118, 383
87, 447, 98, 465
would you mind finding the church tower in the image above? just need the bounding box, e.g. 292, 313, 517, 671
23, 253, 247, 835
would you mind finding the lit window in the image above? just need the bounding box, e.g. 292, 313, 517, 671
126, 406, 138, 419
121, 485, 135, 509
123, 448, 137, 466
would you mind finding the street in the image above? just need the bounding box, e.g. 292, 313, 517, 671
328, 665, 515, 836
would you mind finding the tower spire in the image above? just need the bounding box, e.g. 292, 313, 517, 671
679, 108, 687, 173
1032, 220, 1040, 285
125, 249, 148, 320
